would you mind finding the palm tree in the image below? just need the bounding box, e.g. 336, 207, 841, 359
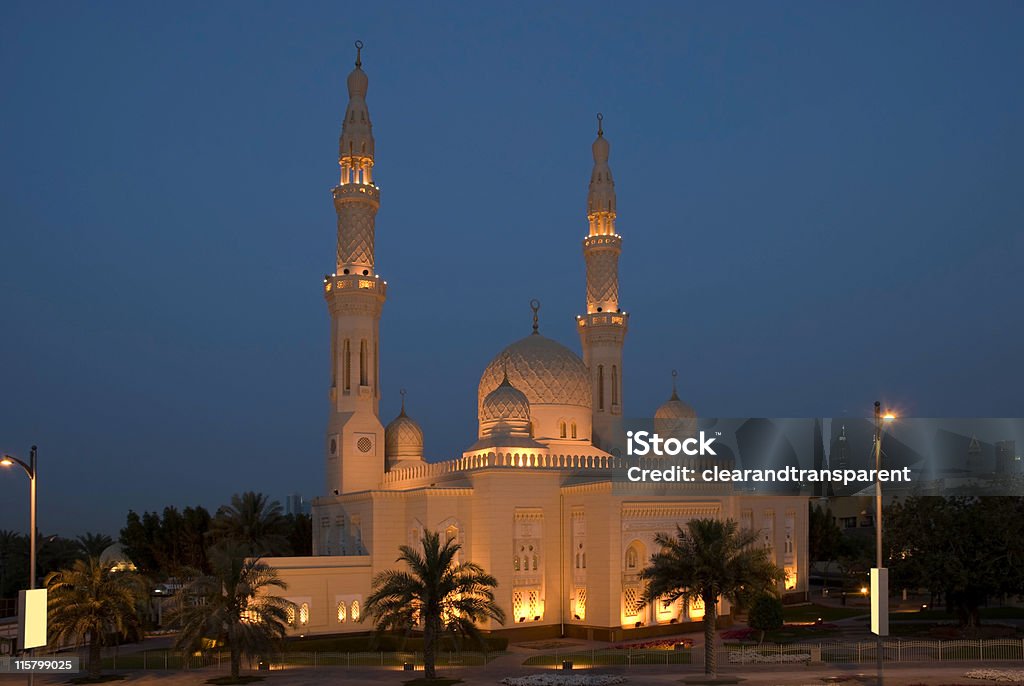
207, 492, 291, 556
170, 543, 291, 680
76, 532, 114, 558
364, 529, 505, 680
45, 557, 147, 678
639, 518, 783, 677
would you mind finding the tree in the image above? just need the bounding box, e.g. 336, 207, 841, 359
285, 513, 312, 557
170, 543, 291, 680
0, 530, 29, 598
364, 529, 505, 680
747, 594, 784, 643
121, 506, 213, 578
639, 518, 783, 677
76, 533, 114, 558
208, 492, 291, 557
887, 496, 1024, 628
45, 557, 147, 678
808, 504, 843, 591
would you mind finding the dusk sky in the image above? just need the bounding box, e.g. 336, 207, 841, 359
1, 1, 1021, 537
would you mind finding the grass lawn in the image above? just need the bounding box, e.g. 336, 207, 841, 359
893, 606, 1024, 621
781, 603, 866, 622
522, 649, 693, 667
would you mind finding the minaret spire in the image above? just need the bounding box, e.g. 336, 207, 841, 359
578, 115, 628, 450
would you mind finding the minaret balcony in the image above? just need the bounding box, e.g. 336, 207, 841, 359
323, 273, 388, 298
583, 234, 621, 252
577, 311, 629, 329
332, 183, 380, 204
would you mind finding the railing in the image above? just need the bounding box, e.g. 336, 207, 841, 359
46, 650, 505, 671
382, 452, 725, 485
43, 639, 1024, 672
524, 640, 1024, 669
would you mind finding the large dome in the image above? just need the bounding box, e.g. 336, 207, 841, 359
478, 334, 591, 411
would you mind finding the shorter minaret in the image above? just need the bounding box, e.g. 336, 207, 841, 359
577, 114, 628, 450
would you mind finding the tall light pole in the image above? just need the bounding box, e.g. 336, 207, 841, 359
873, 404, 895, 685
2, 446, 38, 686
0, 446, 37, 590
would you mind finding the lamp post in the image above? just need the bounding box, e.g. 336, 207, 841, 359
2, 446, 37, 686
873, 404, 895, 685
0, 446, 37, 591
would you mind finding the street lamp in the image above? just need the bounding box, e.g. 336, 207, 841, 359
1, 446, 37, 591
873, 404, 895, 685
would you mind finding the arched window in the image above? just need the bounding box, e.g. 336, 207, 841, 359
598, 365, 605, 410
575, 553, 580, 569
611, 365, 618, 405
337, 601, 347, 623
626, 545, 640, 570
286, 603, 296, 626
359, 339, 368, 386
350, 600, 360, 622
582, 552, 586, 569
514, 556, 520, 571
299, 603, 309, 626
445, 525, 458, 544
532, 554, 538, 571
571, 422, 577, 439
343, 340, 351, 391
559, 421, 567, 439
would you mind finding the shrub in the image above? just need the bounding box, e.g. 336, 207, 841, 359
747, 595, 784, 643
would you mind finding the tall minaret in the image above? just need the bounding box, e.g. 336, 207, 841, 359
577, 114, 628, 451
323, 41, 387, 496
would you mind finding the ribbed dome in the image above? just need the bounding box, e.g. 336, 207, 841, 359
655, 395, 696, 421
481, 375, 531, 424
385, 407, 423, 466
655, 381, 698, 439
478, 334, 591, 411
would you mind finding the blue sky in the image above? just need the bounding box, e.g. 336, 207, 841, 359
1, 1, 1021, 536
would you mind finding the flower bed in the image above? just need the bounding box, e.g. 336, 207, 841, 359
727, 650, 811, 664
965, 668, 1024, 683
501, 676, 627, 686
610, 639, 693, 650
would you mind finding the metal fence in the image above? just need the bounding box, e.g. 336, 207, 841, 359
529, 639, 1024, 670
50, 649, 504, 671
42, 639, 1024, 672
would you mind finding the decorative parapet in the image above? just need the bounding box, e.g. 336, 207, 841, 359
380, 452, 728, 486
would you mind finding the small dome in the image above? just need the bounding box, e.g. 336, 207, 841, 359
480, 372, 531, 438
385, 403, 424, 467
99, 543, 137, 573
655, 372, 697, 439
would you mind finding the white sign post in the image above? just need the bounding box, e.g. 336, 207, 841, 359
871, 567, 889, 637
17, 589, 47, 651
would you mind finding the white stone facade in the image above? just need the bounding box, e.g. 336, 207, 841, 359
269, 47, 809, 640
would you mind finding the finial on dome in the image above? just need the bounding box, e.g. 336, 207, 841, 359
530, 299, 541, 334
399, 387, 407, 415
670, 369, 680, 401
354, 40, 363, 68
597, 112, 603, 137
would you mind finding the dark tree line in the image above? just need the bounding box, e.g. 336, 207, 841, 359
887, 496, 1024, 627
119, 492, 312, 579
1, 531, 114, 598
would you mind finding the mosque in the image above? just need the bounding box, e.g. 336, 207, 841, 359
269, 45, 809, 641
